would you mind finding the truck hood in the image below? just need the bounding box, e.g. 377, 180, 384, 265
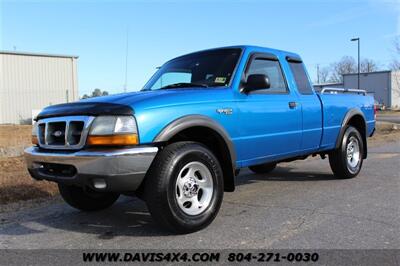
36, 88, 229, 119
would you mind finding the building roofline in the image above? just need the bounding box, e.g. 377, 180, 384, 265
0, 50, 79, 59
343, 70, 392, 75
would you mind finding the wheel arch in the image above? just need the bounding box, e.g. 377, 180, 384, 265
335, 109, 368, 159
153, 115, 236, 192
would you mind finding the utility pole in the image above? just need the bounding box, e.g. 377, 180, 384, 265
351, 37, 360, 90
316, 64, 320, 84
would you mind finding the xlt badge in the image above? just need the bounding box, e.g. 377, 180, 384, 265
216, 108, 233, 115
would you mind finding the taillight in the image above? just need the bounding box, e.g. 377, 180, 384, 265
374, 104, 377, 120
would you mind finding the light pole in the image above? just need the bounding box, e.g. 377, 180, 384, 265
351, 37, 360, 90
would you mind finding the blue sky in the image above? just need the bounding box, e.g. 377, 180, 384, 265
1, 0, 399, 95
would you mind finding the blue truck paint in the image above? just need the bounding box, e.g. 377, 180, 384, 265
27, 45, 376, 232
40, 45, 375, 169
318, 94, 375, 151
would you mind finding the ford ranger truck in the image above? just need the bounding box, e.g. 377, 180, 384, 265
25, 46, 375, 233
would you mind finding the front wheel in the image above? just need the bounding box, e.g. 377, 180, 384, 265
329, 126, 364, 179
144, 141, 224, 234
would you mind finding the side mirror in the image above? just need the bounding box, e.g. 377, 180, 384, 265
243, 74, 271, 93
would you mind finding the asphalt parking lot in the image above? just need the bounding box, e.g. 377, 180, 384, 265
0, 139, 399, 250
377, 114, 400, 124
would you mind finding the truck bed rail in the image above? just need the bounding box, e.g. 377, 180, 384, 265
320, 88, 367, 96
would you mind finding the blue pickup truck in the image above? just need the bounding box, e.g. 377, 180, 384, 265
25, 46, 375, 233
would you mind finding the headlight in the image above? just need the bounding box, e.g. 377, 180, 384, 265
32, 122, 39, 145
87, 116, 138, 146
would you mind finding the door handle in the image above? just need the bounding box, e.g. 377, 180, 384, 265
288, 102, 298, 109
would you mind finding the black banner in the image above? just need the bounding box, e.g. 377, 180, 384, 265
0, 249, 399, 265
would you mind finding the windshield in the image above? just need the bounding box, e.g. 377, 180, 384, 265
142, 48, 242, 91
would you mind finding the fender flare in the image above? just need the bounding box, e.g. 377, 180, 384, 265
335, 108, 368, 158
153, 115, 236, 169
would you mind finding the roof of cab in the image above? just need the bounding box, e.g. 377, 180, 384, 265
169, 45, 302, 63
234, 45, 300, 58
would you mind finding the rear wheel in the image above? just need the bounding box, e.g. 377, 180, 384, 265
58, 184, 120, 211
249, 163, 277, 174
144, 141, 224, 234
329, 126, 364, 179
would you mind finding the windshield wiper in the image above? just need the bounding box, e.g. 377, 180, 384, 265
159, 82, 208, 90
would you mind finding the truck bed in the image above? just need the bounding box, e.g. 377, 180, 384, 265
317, 92, 375, 152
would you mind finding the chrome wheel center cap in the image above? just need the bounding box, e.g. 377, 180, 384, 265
182, 177, 199, 198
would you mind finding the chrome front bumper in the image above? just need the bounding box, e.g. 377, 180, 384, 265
24, 146, 158, 192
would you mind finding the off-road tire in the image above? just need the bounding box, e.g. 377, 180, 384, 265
144, 141, 224, 234
329, 126, 364, 179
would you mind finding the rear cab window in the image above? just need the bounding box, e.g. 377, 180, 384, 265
287, 56, 314, 95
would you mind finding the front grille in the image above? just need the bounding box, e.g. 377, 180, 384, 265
36, 116, 94, 150
47, 122, 66, 145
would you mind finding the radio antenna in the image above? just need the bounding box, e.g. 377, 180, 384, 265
124, 26, 129, 93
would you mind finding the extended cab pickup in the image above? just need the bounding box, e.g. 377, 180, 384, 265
25, 46, 375, 233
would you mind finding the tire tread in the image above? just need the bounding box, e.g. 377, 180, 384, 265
144, 141, 223, 233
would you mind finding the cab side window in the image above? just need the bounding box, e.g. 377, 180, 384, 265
246, 58, 287, 93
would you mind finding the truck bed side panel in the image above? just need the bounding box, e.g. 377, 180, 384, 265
318, 93, 375, 151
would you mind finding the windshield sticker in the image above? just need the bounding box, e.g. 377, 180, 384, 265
215, 77, 226, 83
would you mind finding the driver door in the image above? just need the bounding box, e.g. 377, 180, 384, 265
235, 53, 302, 166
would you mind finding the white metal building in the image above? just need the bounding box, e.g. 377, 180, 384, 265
314, 70, 400, 110
0, 51, 78, 124
343, 71, 400, 109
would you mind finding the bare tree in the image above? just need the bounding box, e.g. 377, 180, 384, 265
360, 58, 380, 73
327, 56, 381, 82
319, 67, 330, 83
329, 56, 357, 82
81, 88, 109, 99
390, 37, 400, 70
390, 37, 400, 109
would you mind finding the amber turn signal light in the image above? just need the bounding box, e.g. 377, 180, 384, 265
32, 136, 39, 145
87, 134, 138, 146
